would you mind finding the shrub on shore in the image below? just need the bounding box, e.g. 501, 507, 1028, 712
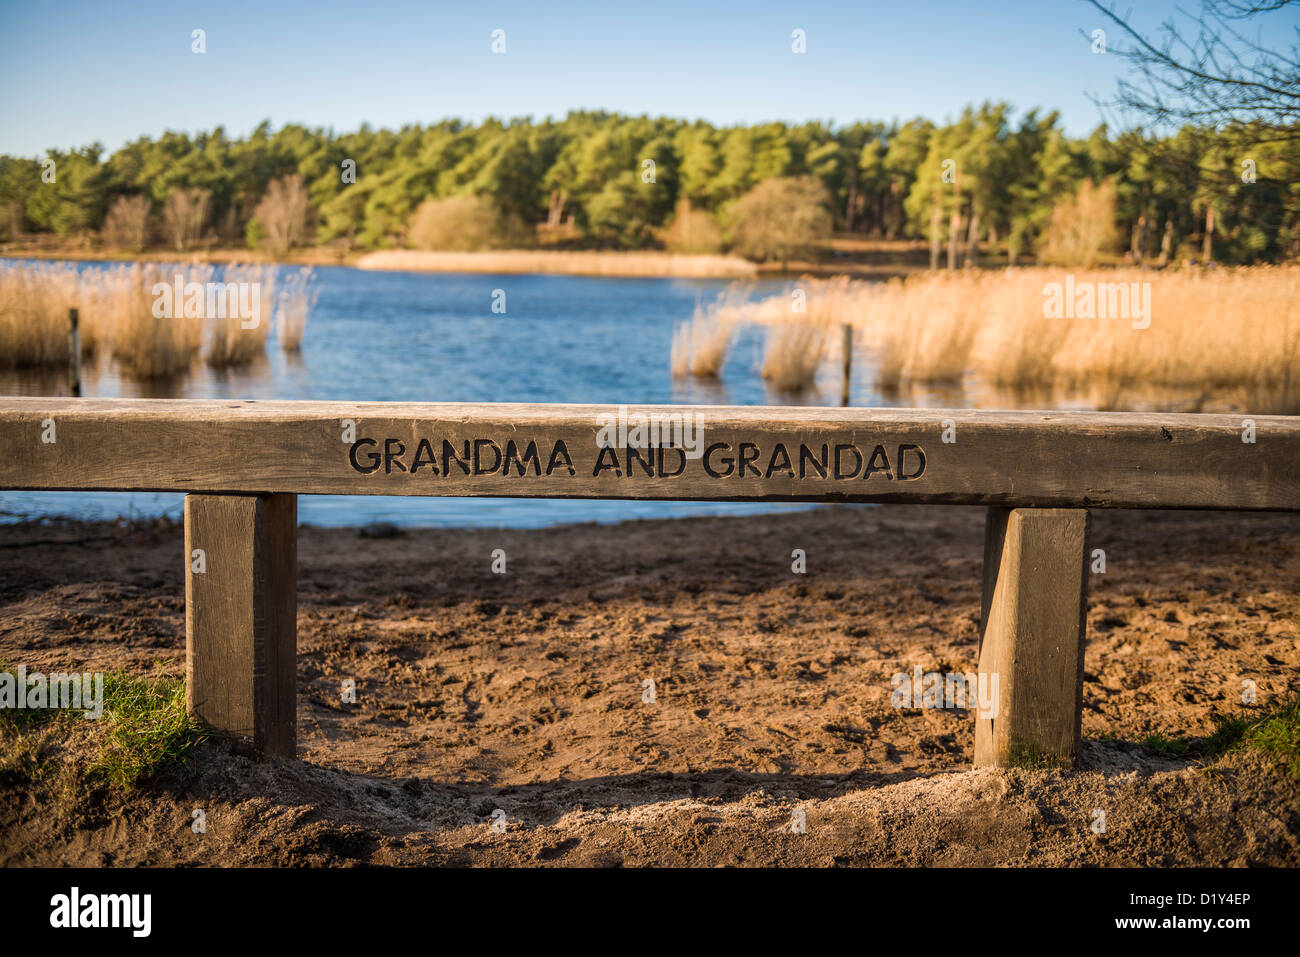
407, 195, 524, 251
726, 176, 832, 267
162, 187, 210, 252
251, 176, 309, 257
661, 199, 724, 255
1039, 179, 1120, 268
101, 195, 151, 254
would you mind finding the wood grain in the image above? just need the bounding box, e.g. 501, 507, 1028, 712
975, 507, 1091, 768
185, 493, 297, 758
2, 399, 1297, 510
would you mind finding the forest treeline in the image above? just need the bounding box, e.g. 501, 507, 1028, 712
2, 103, 1297, 264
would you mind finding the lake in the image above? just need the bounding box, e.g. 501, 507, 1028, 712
4, 262, 953, 528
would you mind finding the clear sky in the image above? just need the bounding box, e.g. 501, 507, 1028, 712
0, 0, 1289, 156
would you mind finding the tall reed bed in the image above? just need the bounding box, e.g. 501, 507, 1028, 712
671, 278, 855, 392
671, 286, 746, 379
759, 267, 1300, 412
0, 262, 97, 368
759, 278, 855, 392
275, 267, 316, 353
206, 265, 274, 369
0, 261, 315, 381
105, 265, 206, 378
862, 273, 984, 389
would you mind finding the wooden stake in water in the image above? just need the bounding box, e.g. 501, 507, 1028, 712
840, 323, 852, 407
68, 308, 82, 398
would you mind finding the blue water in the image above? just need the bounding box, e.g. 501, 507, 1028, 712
0, 263, 914, 528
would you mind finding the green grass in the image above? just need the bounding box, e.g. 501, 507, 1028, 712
1141, 696, 1300, 778
1013, 696, 1300, 776
1005, 735, 1072, 771
1143, 731, 1192, 756
1225, 696, 1300, 778
0, 665, 207, 790
90, 670, 208, 788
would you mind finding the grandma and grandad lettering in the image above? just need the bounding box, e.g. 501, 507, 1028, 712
348, 436, 927, 482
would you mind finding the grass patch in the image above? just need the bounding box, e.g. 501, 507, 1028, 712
90, 670, 208, 788
1142, 731, 1191, 756
1238, 700, 1300, 778
1197, 697, 1300, 778
1005, 735, 1072, 771
0, 665, 207, 791
1140, 696, 1300, 778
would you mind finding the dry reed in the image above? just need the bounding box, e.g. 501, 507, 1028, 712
0, 260, 307, 380
761, 320, 831, 391
750, 266, 1300, 412
756, 277, 851, 392
0, 262, 94, 368
206, 265, 274, 368
106, 264, 206, 379
275, 267, 316, 353
671, 286, 746, 379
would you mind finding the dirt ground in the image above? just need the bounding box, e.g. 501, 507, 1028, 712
1, 504, 1297, 866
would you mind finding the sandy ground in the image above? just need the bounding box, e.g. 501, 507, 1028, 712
0, 504, 1297, 866
354, 249, 758, 278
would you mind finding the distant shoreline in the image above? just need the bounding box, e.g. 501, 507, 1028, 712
0, 245, 758, 279
0, 245, 358, 269
1, 245, 931, 280
354, 249, 758, 279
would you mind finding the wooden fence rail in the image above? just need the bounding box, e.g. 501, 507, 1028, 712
3, 398, 1297, 768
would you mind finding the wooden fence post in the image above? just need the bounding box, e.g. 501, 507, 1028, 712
840, 323, 852, 407
68, 308, 81, 397
185, 493, 297, 758
975, 507, 1090, 769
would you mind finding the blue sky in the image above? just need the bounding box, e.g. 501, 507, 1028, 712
0, 0, 1285, 155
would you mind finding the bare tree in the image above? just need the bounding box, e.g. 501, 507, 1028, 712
254, 175, 310, 257
162, 187, 210, 251
3, 200, 21, 241
101, 194, 150, 252
1039, 178, 1121, 266
1086, 0, 1300, 137
727, 176, 832, 268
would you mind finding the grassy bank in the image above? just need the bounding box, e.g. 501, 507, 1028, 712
0, 666, 207, 797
